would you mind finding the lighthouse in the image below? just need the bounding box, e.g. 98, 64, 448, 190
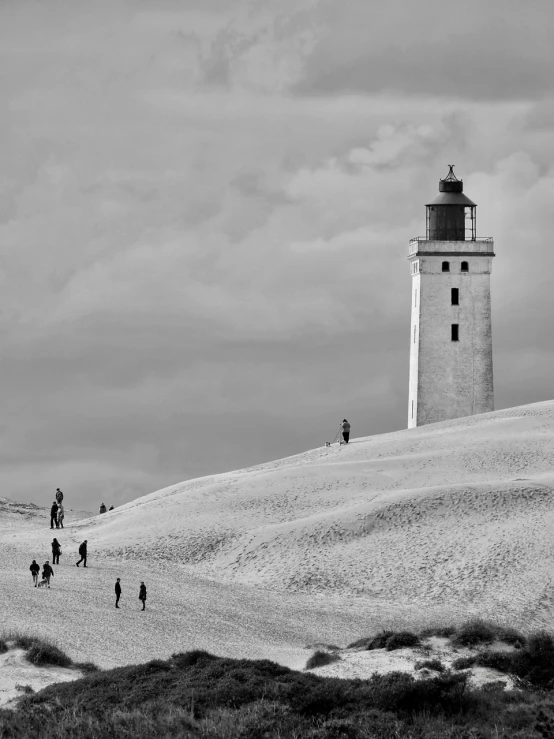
407, 166, 495, 428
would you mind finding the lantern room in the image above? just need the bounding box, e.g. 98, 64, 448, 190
426, 165, 476, 241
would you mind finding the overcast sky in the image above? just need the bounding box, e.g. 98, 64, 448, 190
1, 0, 553, 511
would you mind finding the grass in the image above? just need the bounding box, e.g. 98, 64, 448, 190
385, 631, 420, 651
449, 618, 497, 648
0, 631, 98, 672
0, 648, 552, 738
347, 629, 420, 652
1, 624, 553, 737
305, 650, 341, 669
452, 656, 476, 670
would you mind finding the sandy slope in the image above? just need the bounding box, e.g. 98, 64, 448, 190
309, 637, 518, 690
0, 646, 83, 709
1, 400, 553, 671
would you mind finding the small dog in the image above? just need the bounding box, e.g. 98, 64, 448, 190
37, 579, 49, 588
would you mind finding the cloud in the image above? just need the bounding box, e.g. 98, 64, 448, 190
0, 0, 553, 510
293, 0, 554, 101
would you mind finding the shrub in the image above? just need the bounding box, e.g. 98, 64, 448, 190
305, 651, 341, 670
452, 656, 476, 670
385, 631, 420, 651
495, 626, 526, 646
366, 670, 469, 715
26, 642, 72, 668
367, 631, 395, 650
14, 635, 40, 651
289, 680, 351, 717
414, 659, 445, 673
15, 684, 34, 694
74, 662, 100, 674
171, 650, 218, 668
0, 639, 8, 654
511, 632, 554, 688
450, 619, 496, 648
474, 651, 514, 673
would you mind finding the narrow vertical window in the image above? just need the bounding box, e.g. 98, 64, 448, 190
451, 324, 459, 341
461, 261, 469, 272
451, 288, 459, 305
411, 400, 414, 419
442, 261, 450, 272
414, 289, 417, 307
413, 325, 416, 343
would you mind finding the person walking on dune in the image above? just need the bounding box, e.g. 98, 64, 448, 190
42, 561, 54, 588
57, 503, 65, 529
29, 560, 40, 587
55, 488, 64, 506
115, 578, 121, 609
340, 419, 351, 444
139, 582, 147, 611
76, 540, 88, 568
51, 538, 61, 565
50, 501, 58, 529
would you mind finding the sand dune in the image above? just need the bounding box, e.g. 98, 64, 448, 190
1, 400, 553, 669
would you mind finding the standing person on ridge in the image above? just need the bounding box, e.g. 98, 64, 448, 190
76, 540, 88, 567
139, 582, 147, 611
51, 538, 61, 565
57, 502, 65, 529
50, 501, 58, 529
29, 560, 40, 587
115, 578, 121, 608
42, 561, 54, 587
99, 503, 107, 514
340, 419, 351, 444
55, 488, 64, 506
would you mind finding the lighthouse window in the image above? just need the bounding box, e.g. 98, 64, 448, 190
442, 261, 450, 272
413, 325, 416, 343
461, 261, 469, 272
451, 288, 459, 305
451, 324, 459, 341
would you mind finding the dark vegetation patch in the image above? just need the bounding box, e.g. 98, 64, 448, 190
26, 642, 72, 669
74, 661, 101, 674
1, 626, 553, 738
305, 651, 341, 669
385, 631, 420, 651
414, 659, 445, 673
447, 619, 526, 650
450, 619, 497, 648
15, 685, 34, 695
0, 649, 550, 738
450, 633, 554, 689
1, 633, 98, 673
452, 655, 477, 670
347, 630, 420, 652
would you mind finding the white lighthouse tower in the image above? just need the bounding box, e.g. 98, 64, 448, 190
408, 166, 495, 428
